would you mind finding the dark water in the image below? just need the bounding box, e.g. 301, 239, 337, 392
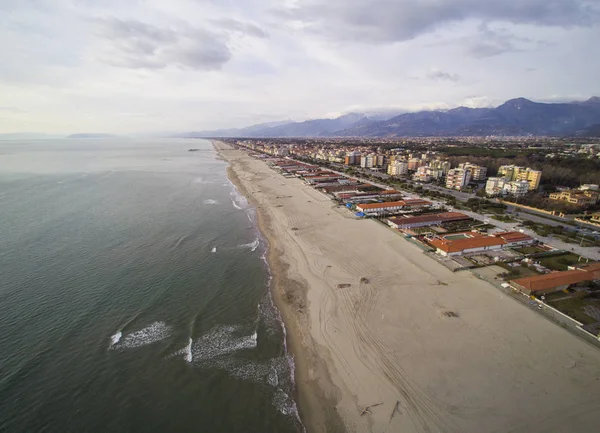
0, 139, 303, 433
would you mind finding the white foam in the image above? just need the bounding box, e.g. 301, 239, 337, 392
192, 325, 257, 362
110, 331, 122, 347
267, 367, 279, 387
169, 338, 193, 363
232, 200, 242, 210
204, 199, 218, 205
272, 389, 299, 417
211, 247, 217, 253
115, 321, 172, 349
238, 238, 260, 252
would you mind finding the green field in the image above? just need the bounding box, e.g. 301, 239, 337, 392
515, 246, 546, 255
547, 297, 599, 325
539, 253, 584, 271
444, 233, 470, 241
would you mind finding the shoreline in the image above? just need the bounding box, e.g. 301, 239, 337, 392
213, 139, 600, 433
215, 141, 344, 433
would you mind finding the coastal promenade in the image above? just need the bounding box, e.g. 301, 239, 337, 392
215, 141, 600, 433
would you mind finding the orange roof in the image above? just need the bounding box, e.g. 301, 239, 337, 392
388, 212, 469, 226
428, 233, 505, 253
403, 198, 432, 206
512, 263, 600, 293
493, 231, 534, 242
357, 201, 407, 210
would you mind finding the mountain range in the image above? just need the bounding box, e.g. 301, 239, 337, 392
181, 97, 600, 138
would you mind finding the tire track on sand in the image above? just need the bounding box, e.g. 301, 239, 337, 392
338, 280, 459, 433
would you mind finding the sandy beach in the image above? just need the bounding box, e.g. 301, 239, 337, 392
215, 140, 600, 433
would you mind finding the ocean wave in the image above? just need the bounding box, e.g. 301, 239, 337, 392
111, 321, 172, 349
192, 325, 257, 363
272, 388, 300, 417
110, 331, 122, 347
239, 238, 259, 252
232, 200, 242, 210
170, 338, 193, 363
204, 199, 218, 205
211, 246, 217, 253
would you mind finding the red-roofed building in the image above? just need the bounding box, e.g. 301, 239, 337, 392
356, 199, 432, 216
427, 232, 505, 256
510, 262, 600, 295
386, 212, 470, 229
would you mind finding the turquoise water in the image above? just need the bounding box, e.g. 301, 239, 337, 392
0, 138, 303, 433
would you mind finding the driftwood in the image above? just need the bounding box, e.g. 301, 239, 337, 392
359, 402, 383, 416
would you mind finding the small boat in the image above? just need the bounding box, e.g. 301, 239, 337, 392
211, 247, 217, 253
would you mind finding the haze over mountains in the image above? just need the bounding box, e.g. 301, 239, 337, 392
182, 97, 600, 138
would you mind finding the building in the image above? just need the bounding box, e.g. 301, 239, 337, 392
428, 232, 505, 256
360, 154, 375, 169
517, 169, 542, 191
386, 212, 470, 229
591, 213, 600, 224
430, 160, 452, 175
549, 189, 600, 206
497, 165, 542, 191
355, 199, 432, 216
413, 166, 445, 182
494, 231, 537, 247
485, 177, 506, 196
446, 168, 471, 190
580, 184, 599, 191
387, 161, 408, 176
503, 180, 530, 197
427, 231, 535, 257
510, 262, 600, 295
407, 158, 424, 171
458, 162, 488, 181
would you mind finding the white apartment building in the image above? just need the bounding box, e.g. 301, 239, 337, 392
459, 162, 488, 181
387, 161, 408, 176
360, 154, 375, 169
503, 180, 530, 197
485, 177, 506, 196
446, 168, 471, 190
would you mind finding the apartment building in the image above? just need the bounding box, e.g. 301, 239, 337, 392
485, 177, 506, 196
387, 160, 408, 176
429, 160, 452, 175
503, 180, 530, 197
458, 162, 488, 181
497, 165, 542, 191
407, 158, 424, 171
445, 168, 471, 190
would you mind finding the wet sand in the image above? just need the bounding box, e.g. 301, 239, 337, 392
215, 140, 600, 433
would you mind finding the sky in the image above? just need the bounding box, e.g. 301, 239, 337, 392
1, 0, 599, 134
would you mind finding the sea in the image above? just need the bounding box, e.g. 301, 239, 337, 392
0, 138, 304, 433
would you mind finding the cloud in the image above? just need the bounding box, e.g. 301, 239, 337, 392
94, 18, 231, 70
210, 18, 268, 38
277, 0, 600, 43
427, 69, 460, 82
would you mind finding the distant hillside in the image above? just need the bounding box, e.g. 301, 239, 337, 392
179, 97, 600, 138
68, 133, 117, 139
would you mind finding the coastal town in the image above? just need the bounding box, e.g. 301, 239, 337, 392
216, 138, 600, 433
223, 138, 600, 343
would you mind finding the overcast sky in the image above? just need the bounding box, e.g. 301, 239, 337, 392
1, 0, 599, 133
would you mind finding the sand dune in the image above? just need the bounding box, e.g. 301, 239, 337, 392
215, 140, 600, 433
